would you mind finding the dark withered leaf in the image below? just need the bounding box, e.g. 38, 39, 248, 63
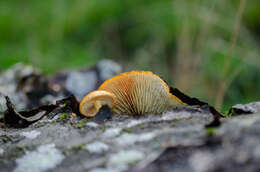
170, 87, 224, 117
47, 95, 81, 119
205, 116, 221, 128
56, 95, 80, 114
200, 105, 221, 127
170, 87, 224, 127
2, 95, 82, 128
3, 96, 58, 128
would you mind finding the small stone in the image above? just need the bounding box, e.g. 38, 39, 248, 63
86, 122, 99, 128
109, 150, 144, 166
20, 130, 41, 140
189, 151, 215, 172
126, 120, 143, 128
253, 145, 260, 160
86, 142, 109, 153
14, 143, 64, 172
103, 128, 121, 138
90, 167, 125, 172
116, 133, 155, 146
0, 148, 4, 156
229, 102, 260, 115
0, 94, 7, 113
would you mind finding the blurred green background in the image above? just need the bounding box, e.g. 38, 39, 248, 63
0, 0, 259, 112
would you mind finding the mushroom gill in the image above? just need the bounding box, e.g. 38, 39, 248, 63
97, 71, 184, 115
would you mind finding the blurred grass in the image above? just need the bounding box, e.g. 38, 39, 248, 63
0, 0, 260, 112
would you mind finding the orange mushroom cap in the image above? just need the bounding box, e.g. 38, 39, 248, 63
79, 90, 116, 117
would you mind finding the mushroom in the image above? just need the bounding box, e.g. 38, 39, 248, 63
80, 71, 185, 117
79, 90, 116, 117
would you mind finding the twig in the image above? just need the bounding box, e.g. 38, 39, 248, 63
215, 0, 247, 110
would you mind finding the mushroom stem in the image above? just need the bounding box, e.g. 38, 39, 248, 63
94, 101, 102, 112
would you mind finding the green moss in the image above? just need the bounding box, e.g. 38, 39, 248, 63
3, 137, 8, 143
170, 122, 176, 127
230, 109, 236, 117
71, 144, 87, 151
76, 119, 89, 129
206, 127, 216, 135
60, 113, 68, 120
81, 119, 88, 123
17, 145, 24, 150
139, 125, 145, 129
187, 117, 193, 120
124, 128, 132, 133
77, 124, 83, 129
102, 126, 107, 132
